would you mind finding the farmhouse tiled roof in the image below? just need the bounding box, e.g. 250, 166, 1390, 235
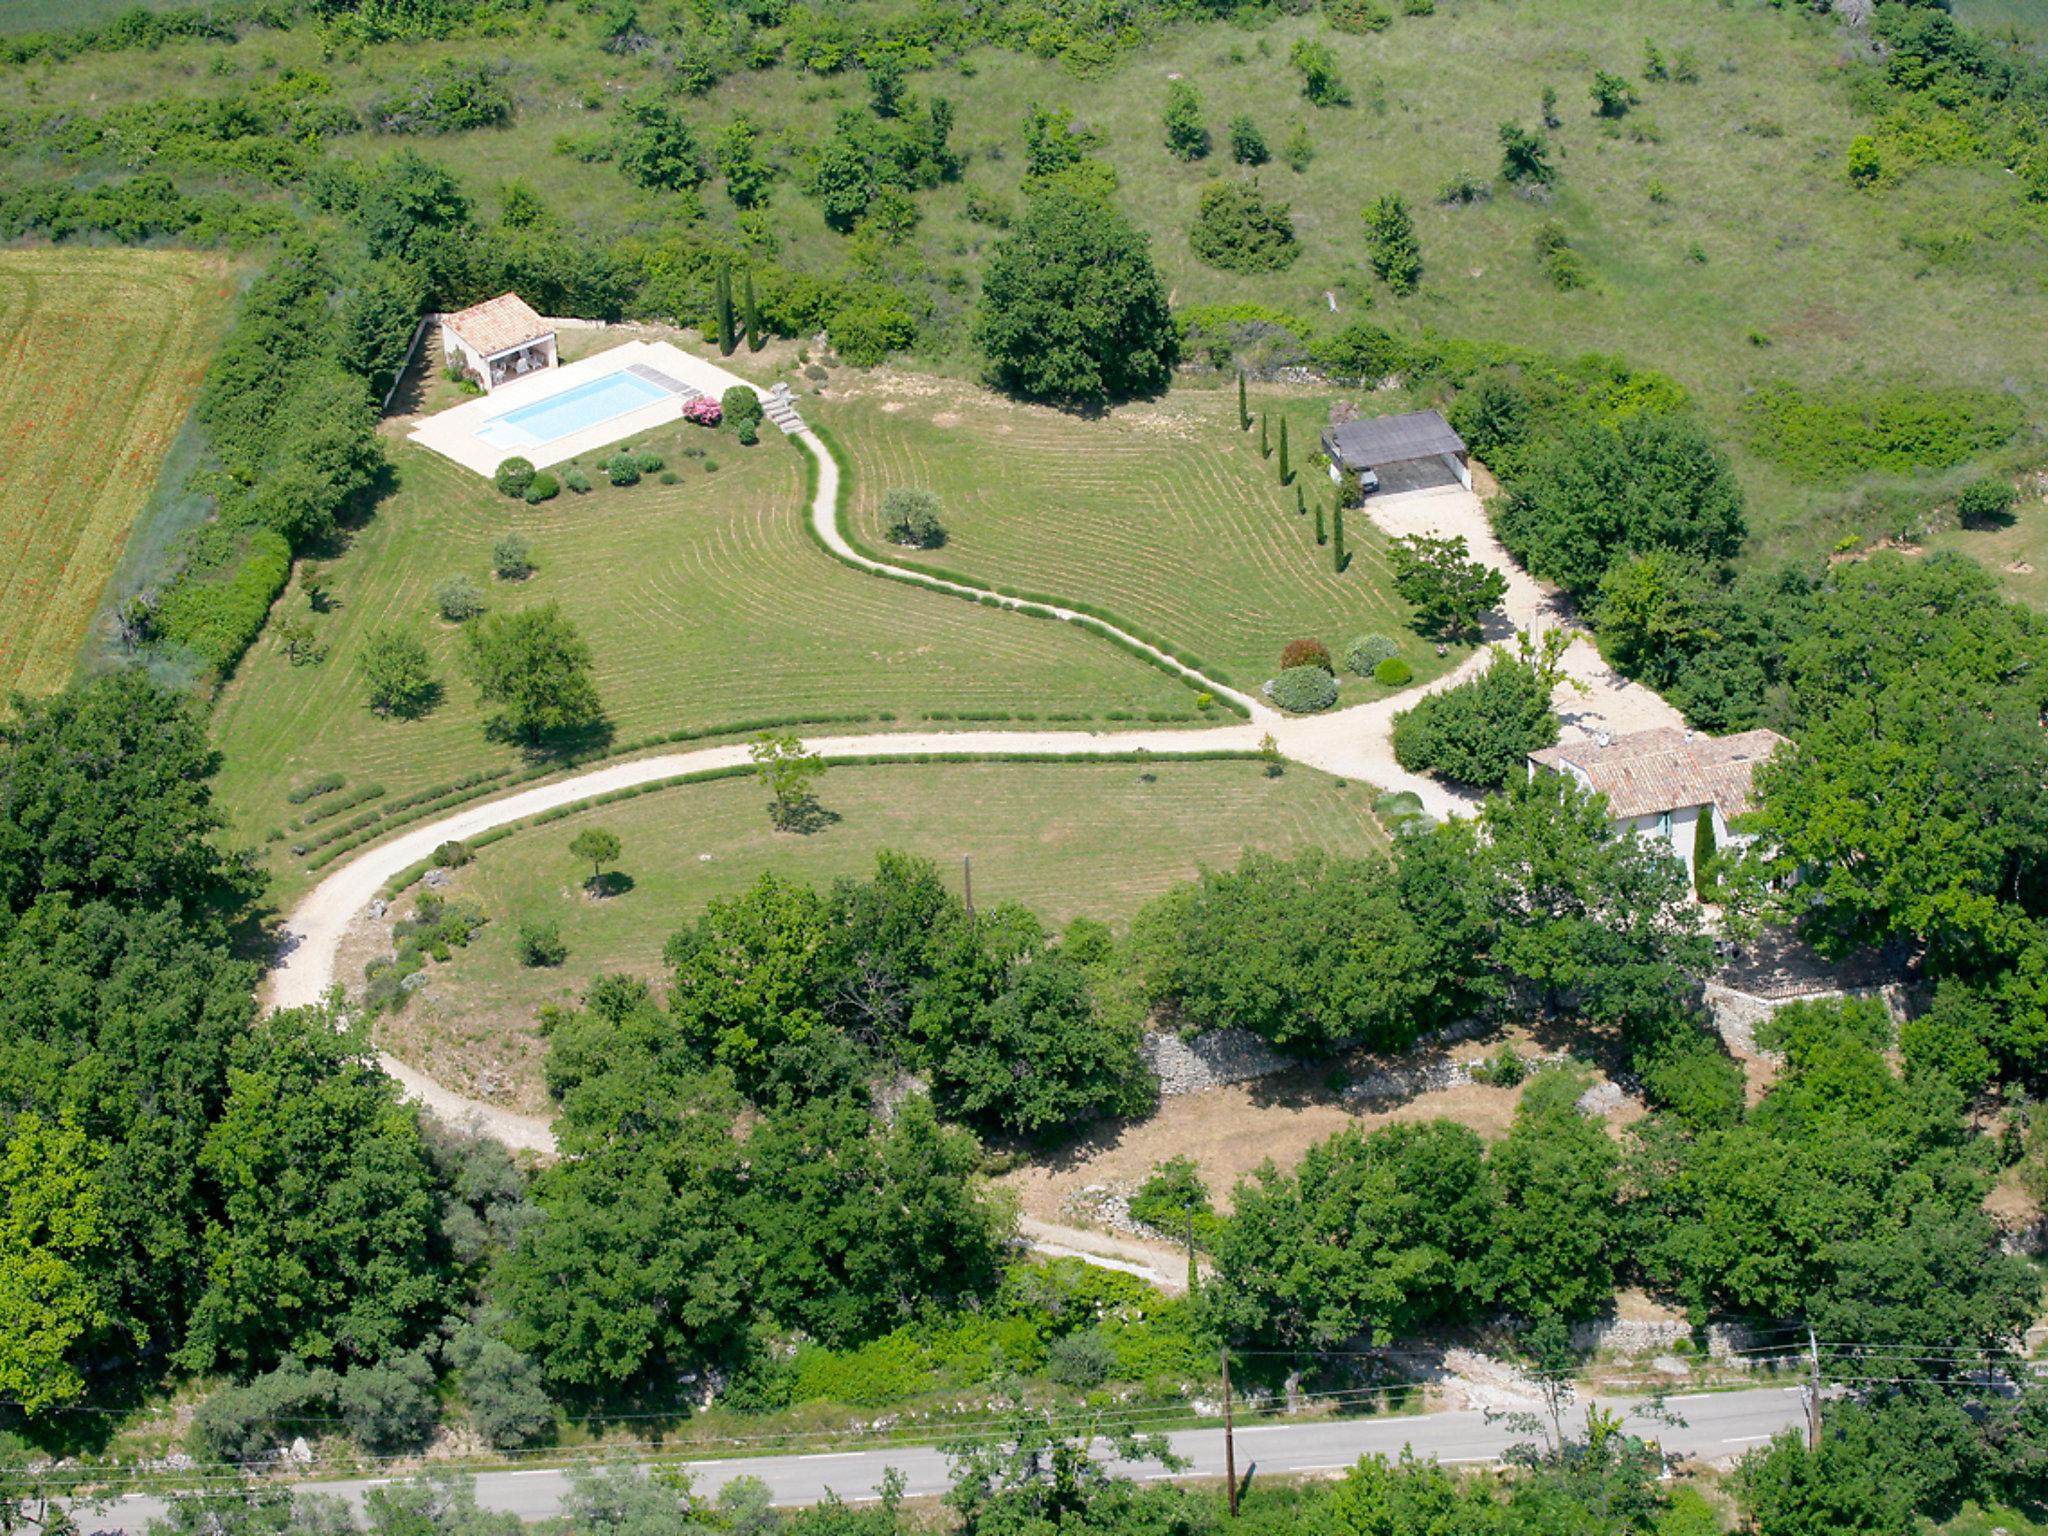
443, 293, 551, 356
1528, 726, 1790, 821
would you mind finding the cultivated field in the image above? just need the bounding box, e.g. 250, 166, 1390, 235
0, 248, 234, 699
366, 757, 1390, 1111
835, 377, 1461, 697
211, 344, 1201, 884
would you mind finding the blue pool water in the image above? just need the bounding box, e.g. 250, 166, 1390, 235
476, 370, 671, 451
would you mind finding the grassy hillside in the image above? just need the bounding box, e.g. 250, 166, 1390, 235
374, 755, 1389, 1110
0, 248, 235, 699
15, 0, 2041, 568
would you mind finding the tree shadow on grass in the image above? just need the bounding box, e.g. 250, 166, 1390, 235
488, 715, 616, 761
585, 871, 636, 900
768, 795, 839, 835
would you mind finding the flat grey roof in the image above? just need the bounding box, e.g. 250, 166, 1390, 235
1323, 409, 1466, 468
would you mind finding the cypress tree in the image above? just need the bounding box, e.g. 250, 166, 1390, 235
1238, 371, 1250, 431
1278, 417, 1290, 483
1333, 504, 1347, 571
715, 264, 736, 356
743, 269, 763, 352
1295, 483, 1306, 516
1315, 504, 1327, 546
1259, 412, 1270, 459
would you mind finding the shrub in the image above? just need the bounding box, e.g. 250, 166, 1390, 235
448, 1330, 554, 1449
1325, 0, 1392, 33
492, 534, 534, 580
1956, 476, 2017, 526
288, 774, 347, 805
1534, 220, 1589, 290
516, 919, 568, 968
1391, 649, 1555, 787
883, 487, 946, 548
635, 450, 665, 474
435, 575, 484, 623
605, 452, 642, 486
1312, 321, 1409, 383
1436, 172, 1491, 205
722, 386, 764, 430
524, 471, 559, 503
1190, 182, 1298, 272
1046, 1329, 1115, 1389
1289, 41, 1349, 109
189, 1360, 338, 1463
737, 421, 759, 446
563, 467, 592, 493
1269, 665, 1338, 713
493, 456, 536, 498
1163, 80, 1209, 162
1228, 114, 1268, 166
1742, 381, 2022, 484
1374, 656, 1413, 686
1279, 637, 1333, 673
1346, 634, 1398, 674
336, 1354, 437, 1454
682, 396, 724, 427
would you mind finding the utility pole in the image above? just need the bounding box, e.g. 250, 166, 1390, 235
1221, 1345, 1239, 1518
1806, 1326, 1823, 1448
963, 855, 974, 923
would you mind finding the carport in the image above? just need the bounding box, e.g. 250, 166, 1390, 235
1321, 409, 1471, 494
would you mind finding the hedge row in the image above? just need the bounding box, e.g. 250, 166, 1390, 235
799, 428, 1251, 720
297, 782, 385, 826
301, 712, 892, 872
377, 751, 1265, 898
154, 527, 291, 673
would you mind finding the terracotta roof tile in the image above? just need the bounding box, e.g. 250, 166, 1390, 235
443, 293, 550, 356
1528, 727, 1789, 821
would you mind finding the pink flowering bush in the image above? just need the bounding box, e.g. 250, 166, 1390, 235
682, 397, 723, 426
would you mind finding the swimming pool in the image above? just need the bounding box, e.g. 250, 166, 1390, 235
476, 369, 673, 452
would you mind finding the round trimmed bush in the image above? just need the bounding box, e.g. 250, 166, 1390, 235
721, 386, 765, 430
1270, 665, 1339, 713
435, 575, 484, 623
605, 453, 641, 487
493, 456, 536, 499
1346, 634, 1398, 675
737, 421, 760, 447
524, 471, 559, 503
1373, 656, 1413, 686
1956, 476, 2016, 526
634, 450, 664, 474
432, 840, 473, 868
1279, 637, 1333, 674
563, 467, 592, 494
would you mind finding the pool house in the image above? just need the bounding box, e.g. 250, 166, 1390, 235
441, 293, 558, 393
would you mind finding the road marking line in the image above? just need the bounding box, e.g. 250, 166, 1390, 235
802, 1453, 865, 1461
362, 1479, 390, 1486
1234, 1426, 1289, 1434
1287, 1463, 1350, 1472
1722, 1435, 1773, 1444
507, 1468, 554, 1477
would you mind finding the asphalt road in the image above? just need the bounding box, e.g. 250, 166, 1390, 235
72, 1388, 1806, 1531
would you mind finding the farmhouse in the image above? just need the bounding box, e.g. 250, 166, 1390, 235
441, 292, 557, 393
1528, 726, 1789, 884
1322, 409, 1471, 493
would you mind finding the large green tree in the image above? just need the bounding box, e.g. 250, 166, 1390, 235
0, 1110, 117, 1414
1208, 1120, 1495, 1349
181, 1007, 449, 1373
1494, 412, 1746, 600
459, 602, 605, 745
1146, 849, 1447, 1055
973, 184, 1176, 408
1483, 1072, 1620, 1320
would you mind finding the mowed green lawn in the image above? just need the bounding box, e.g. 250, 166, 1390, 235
836, 380, 1461, 697
378, 757, 1389, 1111
211, 361, 1199, 888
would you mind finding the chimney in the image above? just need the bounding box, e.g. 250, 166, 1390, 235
1595, 730, 1611, 749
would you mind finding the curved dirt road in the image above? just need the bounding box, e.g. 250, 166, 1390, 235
275, 424, 1679, 1154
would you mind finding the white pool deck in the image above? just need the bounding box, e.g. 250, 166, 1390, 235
408, 338, 764, 477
